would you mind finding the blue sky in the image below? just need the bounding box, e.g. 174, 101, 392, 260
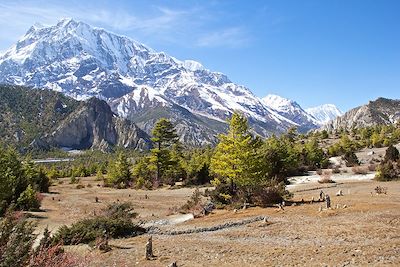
0, 0, 399, 112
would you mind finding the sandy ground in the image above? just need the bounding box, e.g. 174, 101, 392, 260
28, 174, 400, 267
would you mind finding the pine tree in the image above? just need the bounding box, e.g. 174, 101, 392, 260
150, 118, 179, 183
210, 112, 263, 187
106, 153, 132, 187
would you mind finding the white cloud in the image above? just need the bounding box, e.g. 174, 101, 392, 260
197, 27, 250, 48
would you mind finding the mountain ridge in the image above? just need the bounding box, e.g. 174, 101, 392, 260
306, 104, 343, 125
323, 97, 400, 131
0, 18, 342, 144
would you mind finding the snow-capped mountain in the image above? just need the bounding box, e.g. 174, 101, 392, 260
0, 18, 324, 144
306, 104, 342, 125
262, 94, 319, 131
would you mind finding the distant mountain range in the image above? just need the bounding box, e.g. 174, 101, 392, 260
306, 104, 343, 126
0, 18, 343, 146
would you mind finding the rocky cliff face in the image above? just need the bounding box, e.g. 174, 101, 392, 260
324, 98, 400, 131
46, 98, 151, 151
0, 84, 151, 151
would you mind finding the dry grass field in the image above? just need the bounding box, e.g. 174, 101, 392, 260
29, 176, 400, 267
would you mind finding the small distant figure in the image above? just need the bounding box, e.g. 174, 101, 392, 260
325, 194, 331, 209
128, 194, 131, 197
145, 194, 148, 199
319, 190, 325, 201
311, 197, 314, 203
145, 236, 153, 260
95, 196, 99, 203
52, 197, 55, 201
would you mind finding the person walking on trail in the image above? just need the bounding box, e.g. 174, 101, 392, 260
320, 190, 325, 201
325, 194, 331, 209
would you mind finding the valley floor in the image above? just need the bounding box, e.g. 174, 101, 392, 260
31, 177, 400, 267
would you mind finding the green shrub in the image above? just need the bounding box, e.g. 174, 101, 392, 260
342, 151, 360, 167
52, 202, 144, 245
0, 214, 88, 267
0, 214, 36, 267
248, 183, 288, 207
52, 217, 144, 245
106, 153, 132, 187
69, 175, 79, 184
375, 161, 399, 181
16, 185, 41, 211
179, 188, 203, 213
384, 145, 399, 162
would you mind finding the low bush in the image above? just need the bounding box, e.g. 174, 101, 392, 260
374, 186, 387, 194
207, 183, 234, 206
342, 151, 360, 167
384, 145, 399, 162
75, 184, 85, 189
0, 213, 88, 267
52, 202, 144, 246
375, 161, 400, 181
69, 176, 79, 184
249, 183, 288, 207
208, 181, 290, 208
16, 185, 41, 211
179, 188, 203, 213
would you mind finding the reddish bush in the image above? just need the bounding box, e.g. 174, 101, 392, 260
29, 243, 90, 267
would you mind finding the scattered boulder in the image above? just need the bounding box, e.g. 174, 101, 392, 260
203, 202, 215, 215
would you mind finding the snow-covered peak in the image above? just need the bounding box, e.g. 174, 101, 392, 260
306, 104, 343, 125
261, 94, 319, 131
262, 94, 298, 112
183, 60, 205, 71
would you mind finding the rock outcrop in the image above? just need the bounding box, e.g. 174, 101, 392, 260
46, 98, 151, 151
324, 98, 400, 131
